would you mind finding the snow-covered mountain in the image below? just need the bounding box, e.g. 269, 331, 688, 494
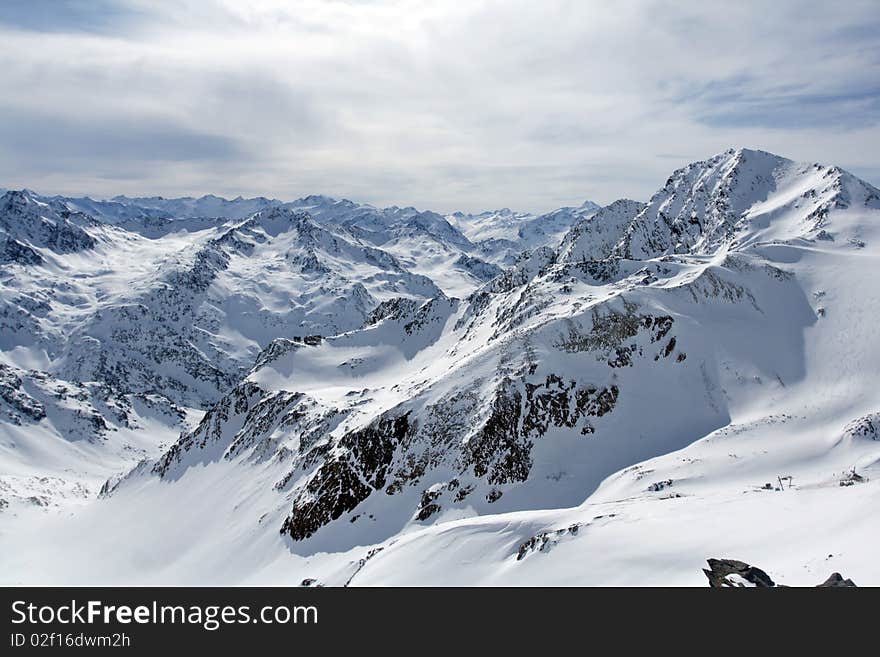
0, 184, 580, 532
2, 148, 879, 586
35, 191, 522, 298
448, 200, 602, 266
53, 193, 285, 224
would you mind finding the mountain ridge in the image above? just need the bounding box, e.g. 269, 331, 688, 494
2, 147, 879, 585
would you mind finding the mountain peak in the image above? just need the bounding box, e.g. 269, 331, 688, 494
1, 188, 38, 208
296, 194, 337, 206
245, 205, 315, 237
557, 198, 645, 264
1, 189, 97, 258
613, 147, 880, 259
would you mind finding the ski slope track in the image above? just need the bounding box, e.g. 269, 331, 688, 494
1, 148, 878, 586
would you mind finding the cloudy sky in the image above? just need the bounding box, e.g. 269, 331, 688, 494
1, 0, 878, 212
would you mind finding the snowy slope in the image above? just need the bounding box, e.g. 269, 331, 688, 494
1, 148, 879, 586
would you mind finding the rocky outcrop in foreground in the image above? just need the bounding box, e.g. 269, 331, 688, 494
704, 559, 857, 587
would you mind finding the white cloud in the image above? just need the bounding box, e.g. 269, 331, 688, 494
0, 0, 877, 211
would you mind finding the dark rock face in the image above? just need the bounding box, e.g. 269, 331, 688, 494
486, 488, 503, 503
365, 297, 422, 326
522, 375, 577, 436
517, 523, 581, 561
281, 413, 413, 541
522, 374, 619, 439
340, 413, 411, 490
464, 380, 528, 484
415, 488, 444, 520
1, 237, 44, 265
556, 300, 674, 366
282, 457, 373, 541
842, 412, 880, 441
816, 573, 857, 588
0, 364, 47, 423
704, 559, 776, 587
704, 559, 857, 587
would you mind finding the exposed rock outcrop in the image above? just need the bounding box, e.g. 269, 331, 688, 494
704, 559, 857, 587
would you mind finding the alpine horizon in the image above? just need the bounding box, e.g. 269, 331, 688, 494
1, 147, 877, 586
